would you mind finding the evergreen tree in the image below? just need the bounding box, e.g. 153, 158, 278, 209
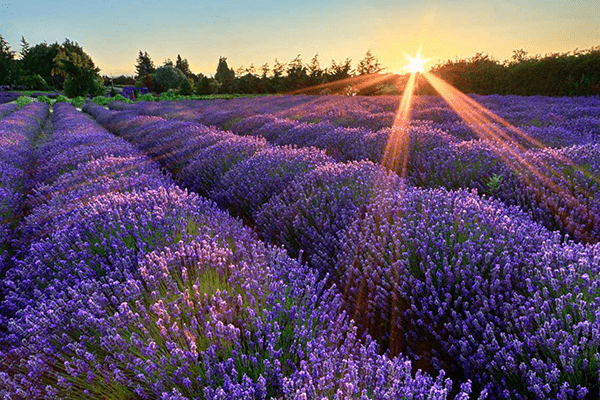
357, 49, 383, 75
272, 59, 286, 92
308, 54, 324, 85
0, 35, 15, 85
175, 54, 193, 78
135, 51, 156, 78
327, 58, 353, 81
260, 62, 270, 78
20, 42, 60, 87
286, 54, 308, 90
19, 36, 30, 59
215, 56, 236, 93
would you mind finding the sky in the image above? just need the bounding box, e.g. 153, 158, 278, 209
1, 0, 599, 77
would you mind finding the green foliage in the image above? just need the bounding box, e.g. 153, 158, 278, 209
194, 73, 213, 95
55, 95, 70, 103
0, 34, 15, 85
285, 54, 309, 90
430, 45, 600, 96
57, 57, 104, 97
71, 96, 85, 107
16, 96, 33, 107
175, 54, 194, 79
37, 95, 53, 105
154, 65, 186, 92
135, 50, 156, 78
357, 49, 382, 75
113, 94, 133, 103
52, 39, 99, 91
19, 42, 61, 87
159, 90, 184, 101
486, 174, 504, 193
136, 93, 156, 102
22, 74, 50, 90
178, 77, 194, 95
92, 96, 112, 106
215, 56, 236, 93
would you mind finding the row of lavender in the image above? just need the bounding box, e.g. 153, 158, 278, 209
0, 103, 466, 399
109, 98, 600, 245
85, 101, 600, 399
0, 93, 20, 105
108, 95, 600, 147
0, 102, 47, 273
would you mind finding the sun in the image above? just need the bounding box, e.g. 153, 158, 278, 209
401, 50, 430, 74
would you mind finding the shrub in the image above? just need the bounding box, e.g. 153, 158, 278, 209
71, 96, 85, 107
135, 93, 155, 102
54, 95, 70, 103
178, 77, 194, 95
36, 95, 53, 105
15, 96, 33, 107
154, 65, 186, 92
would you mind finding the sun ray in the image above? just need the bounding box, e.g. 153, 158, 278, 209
381, 72, 416, 178
422, 71, 600, 241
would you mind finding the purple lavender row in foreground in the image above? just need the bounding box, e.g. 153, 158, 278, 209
0, 102, 48, 275
0, 103, 471, 398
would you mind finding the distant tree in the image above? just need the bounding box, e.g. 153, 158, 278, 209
107, 75, 136, 86
357, 49, 383, 75
510, 49, 529, 65
272, 59, 285, 78
178, 77, 194, 95
154, 65, 186, 92
285, 54, 308, 91
58, 58, 104, 97
236, 64, 261, 94
259, 62, 272, 92
19, 36, 30, 59
175, 54, 194, 78
326, 58, 353, 81
272, 58, 286, 92
135, 51, 156, 78
20, 42, 61, 87
0, 35, 15, 85
215, 56, 236, 93
260, 62, 270, 78
194, 73, 212, 95
52, 39, 99, 89
163, 58, 174, 68
235, 64, 246, 77
307, 54, 324, 85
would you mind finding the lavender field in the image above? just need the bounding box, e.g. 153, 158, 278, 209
1, 94, 600, 399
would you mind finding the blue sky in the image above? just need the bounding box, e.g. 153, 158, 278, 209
1, 0, 598, 76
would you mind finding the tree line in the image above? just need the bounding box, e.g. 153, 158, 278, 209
0, 35, 104, 97
124, 50, 384, 95
1, 33, 598, 97
420, 47, 600, 96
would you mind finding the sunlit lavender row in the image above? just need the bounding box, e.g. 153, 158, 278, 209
108, 95, 600, 244
84, 94, 600, 399
0, 102, 470, 399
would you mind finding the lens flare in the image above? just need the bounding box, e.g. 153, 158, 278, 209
401, 49, 430, 74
